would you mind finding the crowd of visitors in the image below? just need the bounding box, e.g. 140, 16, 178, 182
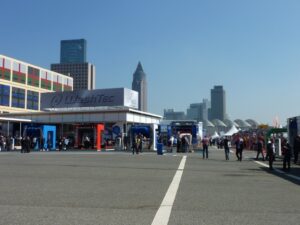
0, 133, 73, 152
1, 129, 299, 173
0, 134, 14, 151
208, 132, 299, 172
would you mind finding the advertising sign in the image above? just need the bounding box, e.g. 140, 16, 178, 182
41, 88, 138, 109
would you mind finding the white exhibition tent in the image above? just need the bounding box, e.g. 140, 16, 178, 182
223, 125, 240, 137
211, 131, 220, 139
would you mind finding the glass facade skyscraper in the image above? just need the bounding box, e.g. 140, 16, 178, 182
210, 86, 226, 121
52, 39, 95, 91
60, 39, 86, 63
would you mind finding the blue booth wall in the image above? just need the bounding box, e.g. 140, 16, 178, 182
43, 125, 56, 150
23, 124, 56, 150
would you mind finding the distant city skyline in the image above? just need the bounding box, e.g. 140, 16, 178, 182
1, 0, 300, 125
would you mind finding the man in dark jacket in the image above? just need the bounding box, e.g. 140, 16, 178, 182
223, 137, 230, 160
25, 136, 31, 153
282, 140, 291, 172
255, 139, 264, 161
235, 138, 244, 161
21, 137, 25, 153
267, 140, 275, 170
293, 135, 300, 164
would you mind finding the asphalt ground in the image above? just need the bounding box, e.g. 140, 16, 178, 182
0, 148, 299, 225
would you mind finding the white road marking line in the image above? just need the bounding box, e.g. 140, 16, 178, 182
151, 155, 187, 225
254, 160, 300, 181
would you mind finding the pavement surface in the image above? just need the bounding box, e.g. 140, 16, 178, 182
0, 147, 299, 225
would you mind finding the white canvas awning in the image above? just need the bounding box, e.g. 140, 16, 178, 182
223, 125, 239, 136
211, 131, 219, 139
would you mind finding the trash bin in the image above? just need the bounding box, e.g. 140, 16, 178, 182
157, 143, 163, 155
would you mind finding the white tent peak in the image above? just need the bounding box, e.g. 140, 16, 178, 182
223, 125, 239, 137
211, 131, 219, 139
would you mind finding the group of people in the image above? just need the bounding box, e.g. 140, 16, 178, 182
202, 136, 231, 160
20, 136, 31, 153
202, 134, 299, 173
254, 136, 300, 172
232, 135, 300, 172
0, 134, 15, 151
58, 136, 70, 151
0, 133, 55, 152
0, 134, 33, 152
165, 133, 192, 153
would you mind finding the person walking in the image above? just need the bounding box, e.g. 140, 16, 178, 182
293, 135, 300, 164
132, 134, 140, 155
172, 136, 177, 153
202, 136, 209, 159
6, 136, 11, 151
11, 136, 15, 151
176, 134, 181, 153
25, 136, 31, 153
58, 137, 63, 151
223, 136, 230, 160
255, 139, 265, 161
21, 137, 25, 153
282, 140, 291, 172
235, 137, 244, 161
47, 137, 52, 151
267, 140, 275, 170
137, 133, 143, 153
40, 137, 45, 151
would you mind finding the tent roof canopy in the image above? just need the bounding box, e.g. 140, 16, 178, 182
223, 125, 239, 136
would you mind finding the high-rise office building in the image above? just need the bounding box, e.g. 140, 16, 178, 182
60, 39, 86, 64
51, 39, 95, 90
202, 98, 210, 121
132, 62, 147, 111
210, 85, 226, 121
186, 99, 211, 122
187, 103, 202, 121
51, 63, 95, 90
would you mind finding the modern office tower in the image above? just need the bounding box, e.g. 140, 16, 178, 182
187, 103, 202, 121
210, 85, 226, 121
60, 39, 86, 63
202, 98, 210, 121
51, 39, 95, 90
0, 54, 73, 113
51, 63, 95, 90
132, 62, 147, 111
164, 109, 186, 120
187, 99, 211, 122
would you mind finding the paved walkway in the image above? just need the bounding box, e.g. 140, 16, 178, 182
210, 146, 300, 183
0, 147, 299, 224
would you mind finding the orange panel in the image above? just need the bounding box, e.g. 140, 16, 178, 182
96, 124, 104, 151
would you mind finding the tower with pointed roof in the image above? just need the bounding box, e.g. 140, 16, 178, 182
132, 62, 147, 112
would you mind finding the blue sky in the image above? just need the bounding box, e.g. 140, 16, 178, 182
1, 0, 300, 125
